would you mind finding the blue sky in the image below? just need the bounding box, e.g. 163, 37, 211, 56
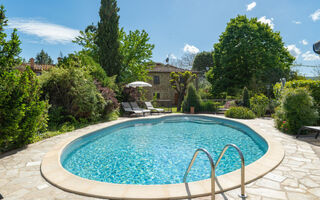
2, 0, 320, 76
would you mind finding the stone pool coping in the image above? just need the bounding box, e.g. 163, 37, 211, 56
41, 114, 284, 200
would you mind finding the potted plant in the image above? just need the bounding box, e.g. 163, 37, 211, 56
190, 106, 195, 114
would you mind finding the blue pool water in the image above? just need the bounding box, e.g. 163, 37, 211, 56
61, 116, 268, 185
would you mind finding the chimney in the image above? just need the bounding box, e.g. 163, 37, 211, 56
29, 58, 35, 68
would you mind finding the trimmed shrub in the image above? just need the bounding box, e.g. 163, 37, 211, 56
274, 88, 318, 134
0, 68, 48, 152
225, 107, 256, 119
199, 101, 219, 113
182, 83, 201, 113
250, 94, 269, 117
242, 87, 250, 108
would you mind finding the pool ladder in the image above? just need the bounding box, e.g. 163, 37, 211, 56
183, 144, 247, 200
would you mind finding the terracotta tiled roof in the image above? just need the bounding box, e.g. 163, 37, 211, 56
31, 64, 54, 71
16, 58, 55, 72
149, 63, 197, 73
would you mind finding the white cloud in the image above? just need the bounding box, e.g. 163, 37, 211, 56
258, 16, 274, 29
183, 44, 199, 54
292, 20, 301, 24
247, 2, 256, 11
310, 9, 320, 21
302, 51, 320, 61
286, 44, 301, 58
8, 18, 80, 44
169, 54, 177, 60
300, 39, 308, 45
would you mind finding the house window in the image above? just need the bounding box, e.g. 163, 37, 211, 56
153, 92, 160, 99
153, 75, 160, 85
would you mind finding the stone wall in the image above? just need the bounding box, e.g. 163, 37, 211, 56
145, 72, 198, 105
145, 72, 176, 104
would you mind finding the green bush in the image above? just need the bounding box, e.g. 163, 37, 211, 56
58, 52, 117, 89
242, 87, 250, 108
274, 80, 320, 107
274, 88, 318, 134
250, 94, 269, 117
225, 107, 256, 119
40, 67, 106, 124
0, 68, 48, 152
182, 83, 201, 113
199, 101, 219, 113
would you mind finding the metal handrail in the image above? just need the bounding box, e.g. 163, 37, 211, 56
183, 144, 246, 200
183, 148, 215, 200
216, 144, 246, 198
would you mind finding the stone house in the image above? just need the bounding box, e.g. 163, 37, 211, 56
145, 63, 198, 105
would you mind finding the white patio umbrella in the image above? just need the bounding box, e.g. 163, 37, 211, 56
126, 81, 152, 88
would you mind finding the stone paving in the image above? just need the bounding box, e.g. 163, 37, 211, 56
0, 116, 320, 200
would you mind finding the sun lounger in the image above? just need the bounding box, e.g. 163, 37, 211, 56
130, 102, 151, 116
145, 102, 164, 114
121, 102, 143, 116
296, 126, 320, 139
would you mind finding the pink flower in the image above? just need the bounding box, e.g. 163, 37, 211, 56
283, 121, 286, 123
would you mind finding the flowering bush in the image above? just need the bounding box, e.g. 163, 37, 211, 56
274, 88, 318, 134
224, 100, 236, 109
279, 121, 289, 133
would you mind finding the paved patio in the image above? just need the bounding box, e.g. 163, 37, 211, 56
0, 116, 320, 200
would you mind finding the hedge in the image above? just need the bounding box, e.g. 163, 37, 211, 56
274, 80, 320, 107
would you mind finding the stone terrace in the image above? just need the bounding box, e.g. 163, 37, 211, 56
0, 116, 320, 200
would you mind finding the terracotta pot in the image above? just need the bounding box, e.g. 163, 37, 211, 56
190, 106, 195, 114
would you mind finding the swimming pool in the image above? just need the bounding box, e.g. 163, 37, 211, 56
61, 115, 268, 185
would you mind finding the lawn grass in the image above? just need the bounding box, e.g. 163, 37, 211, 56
159, 106, 180, 113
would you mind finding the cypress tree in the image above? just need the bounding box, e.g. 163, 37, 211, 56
242, 87, 250, 108
96, 0, 122, 77
0, 5, 21, 74
35, 49, 53, 64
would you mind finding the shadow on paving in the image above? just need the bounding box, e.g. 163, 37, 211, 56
0, 146, 28, 159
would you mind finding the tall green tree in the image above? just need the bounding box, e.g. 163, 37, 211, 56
74, 26, 155, 84
207, 15, 294, 96
192, 51, 214, 72
35, 49, 53, 65
0, 5, 48, 152
96, 0, 122, 77
170, 71, 196, 111
119, 29, 155, 83
0, 5, 21, 74
242, 87, 250, 108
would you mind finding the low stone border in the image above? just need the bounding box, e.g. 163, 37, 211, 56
41, 114, 284, 199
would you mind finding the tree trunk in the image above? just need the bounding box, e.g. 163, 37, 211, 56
176, 94, 184, 112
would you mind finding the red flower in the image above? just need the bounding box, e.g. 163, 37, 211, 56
283, 121, 286, 123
